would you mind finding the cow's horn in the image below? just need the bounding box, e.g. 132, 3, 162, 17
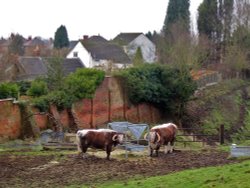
112, 134, 118, 141
156, 132, 161, 143
144, 133, 148, 140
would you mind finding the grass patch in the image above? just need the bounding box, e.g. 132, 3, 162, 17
89, 160, 250, 188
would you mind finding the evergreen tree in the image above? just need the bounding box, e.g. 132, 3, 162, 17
8, 34, 25, 55
133, 47, 144, 66
163, 0, 190, 36
53, 25, 69, 49
198, 0, 220, 42
219, 0, 234, 48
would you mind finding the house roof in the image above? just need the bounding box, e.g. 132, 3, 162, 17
24, 37, 45, 47
0, 38, 10, 46
113, 33, 143, 45
0, 38, 7, 45
81, 36, 131, 64
16, 57, 47, 81
69, 40, 79, 50
62, 58, 85, 76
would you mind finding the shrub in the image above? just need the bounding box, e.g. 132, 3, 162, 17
117, 64, 196, 113
47, 90, 74, 111
64, 68, 105, 100
32, 96, 50, 112
0, 82, 19, 99
26, 79, 48, 97
30, 68, 105, 111
16, 81, 31, 96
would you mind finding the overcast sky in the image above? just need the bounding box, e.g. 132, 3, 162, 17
0, 0, 202, 40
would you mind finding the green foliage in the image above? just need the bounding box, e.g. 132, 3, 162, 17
16, 81, 31, 96
31, 96, 50, 112
26, 79, 48, 97
203, 109, 226, 135
232, 26, 250, 50
118, 64, 196, 114
96, 160, 250, 188
31, 68, 105, 111
163, 0, 190, 35
8, 34, 25, 55
219, 0, 234, 44
65, 68, 105, 100
53, 25, 69, 49
47, 90, 73, 110
132, 47, 143, 66
0, 82, 19, 99
198, 0, 220, 41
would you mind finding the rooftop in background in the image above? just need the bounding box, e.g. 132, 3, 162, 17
81, 35, 131, 64
16, 57, 47, 81
62, 58, 85, 76
112, 33, 143, 45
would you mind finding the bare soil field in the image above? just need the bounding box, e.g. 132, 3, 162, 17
0, 149, 236, 188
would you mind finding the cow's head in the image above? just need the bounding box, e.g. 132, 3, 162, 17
145, 131, 161, 149
112, 133, 124, 144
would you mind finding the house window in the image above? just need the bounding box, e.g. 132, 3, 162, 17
73, 52, 78, 57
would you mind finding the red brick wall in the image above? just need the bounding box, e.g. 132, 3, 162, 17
72, 77, 162, 129
0, 77, 162, 141
32, 108, 48, 130
0, 99, 21, 142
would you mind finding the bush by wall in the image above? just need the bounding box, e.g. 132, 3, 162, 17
117, 64, 197, 115
0, 82, 19, 99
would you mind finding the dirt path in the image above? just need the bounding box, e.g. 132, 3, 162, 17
0, 149, 235, 188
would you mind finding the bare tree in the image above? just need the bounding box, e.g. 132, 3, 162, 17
0, 52, 18, 82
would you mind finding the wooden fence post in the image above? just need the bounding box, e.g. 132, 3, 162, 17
219, 124, 224, 145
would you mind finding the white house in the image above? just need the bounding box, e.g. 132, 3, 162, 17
67, 36, 131, 70
113, 33, 157, 63
67, 41, 92, 68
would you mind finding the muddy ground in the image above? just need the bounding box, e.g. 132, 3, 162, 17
0, 149, 236, 188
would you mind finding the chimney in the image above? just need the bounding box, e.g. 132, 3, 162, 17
83, 35, 89, 40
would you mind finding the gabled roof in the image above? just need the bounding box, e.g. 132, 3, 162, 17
113, 33, 143, 45
81, 36, 131, 64
63, 58, 85, 76
16, 57, 47, 81
69, 40, 79, 50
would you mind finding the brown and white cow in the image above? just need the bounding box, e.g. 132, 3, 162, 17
76, 129, 124, 160
145, 123, 178, 157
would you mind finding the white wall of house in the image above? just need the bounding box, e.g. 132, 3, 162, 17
67, 42, 92, 68
127, 34, 157, 63
67, 41, 131, 70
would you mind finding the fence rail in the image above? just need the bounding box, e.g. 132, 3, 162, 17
176, 125, 225, 145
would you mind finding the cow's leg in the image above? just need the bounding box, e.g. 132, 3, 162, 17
81, 140, 89, 158
168, 142, 172, 153
155, 146, 160, 157
76, 136, 83, 156
170, 140, 175, 153
164, 143, 169, 154
155, 149, 160, 157
82, 146, 88, 158
149, 147, 153, 157
106, 145, 112, 160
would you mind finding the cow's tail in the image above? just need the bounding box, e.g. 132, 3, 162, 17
76, 132, 82, 153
